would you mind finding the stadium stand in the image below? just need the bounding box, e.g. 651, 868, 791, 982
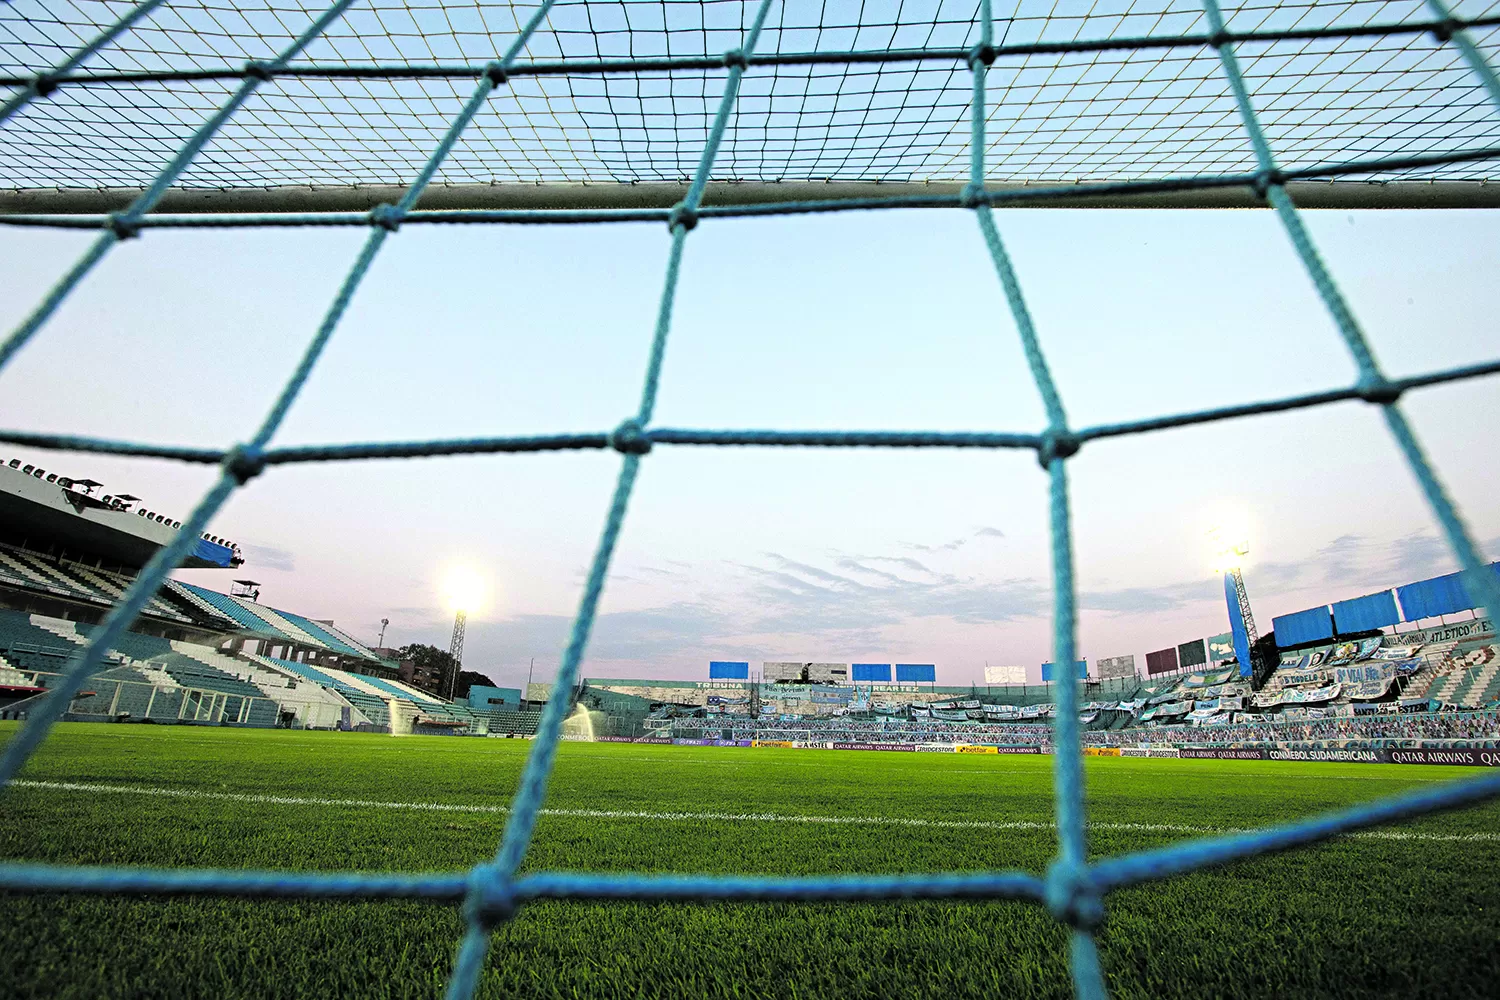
174, 583, 294, 641
273, 608, 377, 661
251, 656, 476, 732
173, 582, 384, 666
0, 544, 196, 624
485, 711, 542, 736
162, 580, 245, 629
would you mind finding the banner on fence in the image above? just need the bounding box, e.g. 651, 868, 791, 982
1206, 633, 1235, 662
1381, 617, 1493, 647
984, 664, 1027, 685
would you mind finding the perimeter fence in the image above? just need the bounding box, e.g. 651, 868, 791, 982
3, 2, 1500, 997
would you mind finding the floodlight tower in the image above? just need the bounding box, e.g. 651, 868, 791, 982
442, 568, 484, 702
1209, 525, 1260, 679
446, 609, 466, 701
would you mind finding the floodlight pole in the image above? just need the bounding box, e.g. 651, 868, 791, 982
1227, 567, 1260, 648
446, 609, 466, 701
1224, 565, 1264, 683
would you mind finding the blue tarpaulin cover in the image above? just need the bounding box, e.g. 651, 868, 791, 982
1041, 660, 1087, 682
1272, 606, 1334, 647
1332, 590, 1401, 632
1393, 566, 1500, 621
894, 663, 936, 683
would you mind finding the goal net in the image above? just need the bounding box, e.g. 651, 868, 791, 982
2, 2, 1500, 998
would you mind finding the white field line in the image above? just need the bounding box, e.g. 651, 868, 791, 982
10, 779, 1500, 843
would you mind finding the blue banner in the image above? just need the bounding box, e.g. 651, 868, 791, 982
708, 661, 750, 679
1041, 659, 1086, 682
1331, 590, 1400, 632
1225, 572, 1253, 678
192, 537, 236, 567
894, 663, 935, 683
851, 663, 892, 682
1272, 606, 1334, 647
1397, 571, 1479, 621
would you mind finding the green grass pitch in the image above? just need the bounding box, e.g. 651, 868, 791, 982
0, 723, 1496, 999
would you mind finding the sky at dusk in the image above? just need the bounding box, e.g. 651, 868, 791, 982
1, 205, 1497, 690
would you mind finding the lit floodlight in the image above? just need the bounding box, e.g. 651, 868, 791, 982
443, 567, 487, 614
1206, 519, 1251, 573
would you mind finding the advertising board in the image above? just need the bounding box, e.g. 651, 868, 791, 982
1145, 647, 1178, 675
1096, 655, 1136, 680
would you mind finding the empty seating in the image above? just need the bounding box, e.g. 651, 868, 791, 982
174, 582, 294, 640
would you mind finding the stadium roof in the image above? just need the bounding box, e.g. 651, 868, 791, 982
0, 462, 237, 570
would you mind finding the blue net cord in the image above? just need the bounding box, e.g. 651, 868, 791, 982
1200, 0, 1500, 656
0, 0, 361, 374
445, 4, 778, 994
7, 353, 1500, 470
0, 0, 562, 791
3, 4, 1500, 1000
6, 13, 1500, 87
0, 0, 168, 127
967, 4, 1101, 995
1428, 0, 1500, 112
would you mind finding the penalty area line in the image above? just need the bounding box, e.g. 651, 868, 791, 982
8, 779, 1500, 843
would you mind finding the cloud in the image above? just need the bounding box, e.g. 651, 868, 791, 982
1077, 578, 1222, 615
741, 554, 1048, 632
904, 526, 1006, 552
464, 601, 742, 669
1386, 531, 1455, 581
860, 555, 935, 575
240, 543, 295, 572
1318, 534, 1368, 583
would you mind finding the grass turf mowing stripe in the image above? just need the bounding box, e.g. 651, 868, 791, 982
12, 778, 1499, 843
